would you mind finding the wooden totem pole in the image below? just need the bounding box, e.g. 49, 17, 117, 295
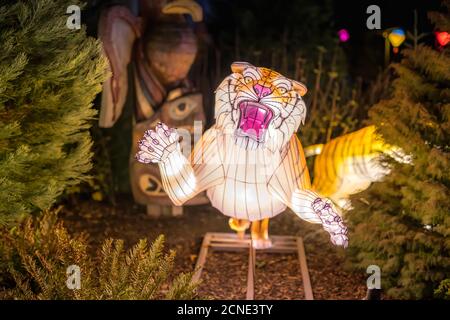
98, 0, 208, 217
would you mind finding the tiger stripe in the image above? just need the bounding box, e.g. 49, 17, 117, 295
308, 125, 395, 207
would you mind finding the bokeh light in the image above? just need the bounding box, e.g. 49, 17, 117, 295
338, 28, 350, 42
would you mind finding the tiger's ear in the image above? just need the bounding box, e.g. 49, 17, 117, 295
231, 61, 253, 74
292, 80, 307, 96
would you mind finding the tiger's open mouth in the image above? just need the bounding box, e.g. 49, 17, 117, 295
235, 101, 274, 143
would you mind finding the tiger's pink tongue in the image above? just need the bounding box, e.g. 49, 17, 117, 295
239, 102, 273, 141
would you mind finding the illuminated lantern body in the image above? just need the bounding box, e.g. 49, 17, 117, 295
436, 31, 450, 47
338, 29, 350, 42
388, 28, 406, 54
136, 62, 349, 249
306, 125, 410, 210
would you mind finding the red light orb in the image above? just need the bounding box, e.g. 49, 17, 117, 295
436, 31, 450, 47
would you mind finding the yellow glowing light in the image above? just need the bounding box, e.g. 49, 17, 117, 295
388, 28, 406, 48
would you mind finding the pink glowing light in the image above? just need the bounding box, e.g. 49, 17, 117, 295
338, 29, 350, 42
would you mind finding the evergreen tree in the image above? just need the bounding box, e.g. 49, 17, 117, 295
346, 2, 450, 299
0, 0, 107, 223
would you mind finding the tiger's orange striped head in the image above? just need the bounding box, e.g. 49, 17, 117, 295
214, 62, 307, 151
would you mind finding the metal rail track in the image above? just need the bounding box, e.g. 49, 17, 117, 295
192, 232, 314, 300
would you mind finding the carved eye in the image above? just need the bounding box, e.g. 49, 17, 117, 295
278, 87, 287, 94
139, 174, 164, 196
146, 177, 158, 192
174, 102, 189, 117
173, 102, 187, 118
244, 76, 253, 84
169, 101, 195, 120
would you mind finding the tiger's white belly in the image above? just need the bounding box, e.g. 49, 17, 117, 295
207, 179, 286, 221
206, 135, 287, 221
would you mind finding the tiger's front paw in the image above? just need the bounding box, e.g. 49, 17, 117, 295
136, 122, 180, 164
330, 233, 348, 248
312, 197, 349, 248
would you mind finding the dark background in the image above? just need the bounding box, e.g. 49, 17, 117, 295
197, 0, 442, 79
331, 0, 442, 77
86, 0, 443, 81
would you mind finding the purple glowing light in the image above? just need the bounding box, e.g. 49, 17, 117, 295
338, 29, 350, 42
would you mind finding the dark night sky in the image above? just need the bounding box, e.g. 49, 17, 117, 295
86, 0, 445, 80
331, 0, 443, 77
197, 0, 445, 79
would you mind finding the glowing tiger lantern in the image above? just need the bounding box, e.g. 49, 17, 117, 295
136, 62, 348, 249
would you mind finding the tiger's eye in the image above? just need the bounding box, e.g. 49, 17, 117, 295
244, 76, 252, 84
279, 87, 287, 94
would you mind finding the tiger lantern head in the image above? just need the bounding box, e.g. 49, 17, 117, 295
214, 62, 307, 152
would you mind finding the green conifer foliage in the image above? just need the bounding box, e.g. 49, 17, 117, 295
0, 210, 198, 299
0, 0, 107, 223
346, 2, 450, 299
